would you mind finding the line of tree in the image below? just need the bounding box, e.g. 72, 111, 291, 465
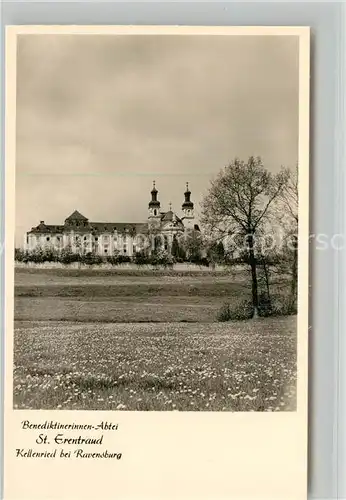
15, 229, 229, 268
14, 246, 213, 268
14, 246, 132, 266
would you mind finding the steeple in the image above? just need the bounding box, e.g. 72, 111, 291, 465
182, 182, 194, 210
148, 180, 161, 218
182, 182, 194, 228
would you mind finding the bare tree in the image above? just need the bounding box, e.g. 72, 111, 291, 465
280, 164, 298, 227
201, 156, 288, 317
277, 164, 298, 310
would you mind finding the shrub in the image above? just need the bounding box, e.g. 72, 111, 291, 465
116, 255, 131, 264
174, 256, 185, 263
270, 294, 297, 317
82, 252, 103, 266
256, 293, 297, 318
106, 255, 119, 266
216, 290, 298, 323
43, 248, 59, 263
30, 247, 46, 263
228, 299, 254, 320
21, 251, 32, 263
134, 251, 149, 266
60, 249, 77, 265
216, 298, 254, 322
149, 250, 174, 268
216, 303, 231, 322
15, 248, 25, 262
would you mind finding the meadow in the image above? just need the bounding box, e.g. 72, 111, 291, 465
15, 266, 250, 323
13, 267, 297, 411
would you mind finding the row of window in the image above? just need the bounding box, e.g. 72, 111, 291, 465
28, 237, 136, 254
65, 221, 89, 227
66, 221, 138, 233
102, 246, 135, 254
30, 235, 169, 249
30, 235, 134, 243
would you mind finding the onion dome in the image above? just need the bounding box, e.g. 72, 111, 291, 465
149, 180, 160, 207
182, 182, 194, 209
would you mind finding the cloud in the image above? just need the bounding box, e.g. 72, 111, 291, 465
15, 34, 299, 245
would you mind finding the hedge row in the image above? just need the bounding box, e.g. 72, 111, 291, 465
14, 248, 211, 268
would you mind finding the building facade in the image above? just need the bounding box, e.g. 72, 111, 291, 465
24, 183, 200, 257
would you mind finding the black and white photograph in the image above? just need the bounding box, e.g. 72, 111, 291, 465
13, 30, 301, 412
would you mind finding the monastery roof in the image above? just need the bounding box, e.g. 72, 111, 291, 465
65, 210, 89, 221
161, 211, 183, 223
29, 223, 65, 233
28, 209, 191, 236
28, 221, 149, 235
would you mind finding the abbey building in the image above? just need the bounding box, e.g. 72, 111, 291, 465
24, 183, 200, 257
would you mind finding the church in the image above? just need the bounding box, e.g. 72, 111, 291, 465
24, 182, 200, 257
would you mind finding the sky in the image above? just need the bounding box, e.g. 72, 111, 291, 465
15, 34, 299, 246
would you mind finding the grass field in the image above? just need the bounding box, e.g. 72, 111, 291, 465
13, 267, 297, 411
15, 267, 251, 323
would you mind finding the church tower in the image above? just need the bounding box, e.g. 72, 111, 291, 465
148, 181, 161, 220
182, 182, 195, 229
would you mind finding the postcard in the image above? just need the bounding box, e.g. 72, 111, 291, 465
4, 25, 310, 499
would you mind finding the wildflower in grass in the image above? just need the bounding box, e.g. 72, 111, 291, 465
13, 318, 296, 412
116, 403, 127, 410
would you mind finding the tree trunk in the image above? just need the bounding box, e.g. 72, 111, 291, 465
262, 256, 271, 302
290, 235, 298, 310
247, 233, 259, 318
